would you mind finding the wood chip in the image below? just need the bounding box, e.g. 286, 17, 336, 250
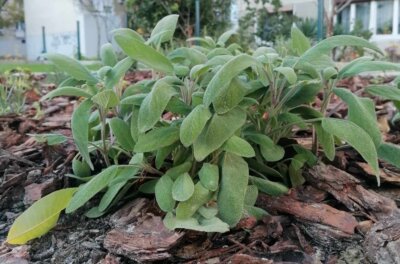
104, 215, 183, 262
258, 194, 358, 235
306, 164, 399, 220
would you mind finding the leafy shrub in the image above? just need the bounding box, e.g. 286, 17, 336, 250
8, 15, 400, 244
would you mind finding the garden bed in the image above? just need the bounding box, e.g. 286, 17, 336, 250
1, 71, 400, 263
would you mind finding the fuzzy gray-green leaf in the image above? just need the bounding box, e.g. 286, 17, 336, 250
218, 153, 248, 227
180, 104, 212, 147
172, 173, 195, 202
138, 79, 178, 132
193, 107, 246, 161
71, 99, 93, 170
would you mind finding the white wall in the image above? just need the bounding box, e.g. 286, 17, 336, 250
0, 28, 26, 58
23, 0, 126, 60
24, 0, 79, 60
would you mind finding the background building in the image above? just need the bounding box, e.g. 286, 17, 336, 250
0, 0, 126, 60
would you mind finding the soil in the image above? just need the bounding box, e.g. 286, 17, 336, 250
1, 72, 400, 264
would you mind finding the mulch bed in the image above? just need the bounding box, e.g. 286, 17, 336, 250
1, 72, 399, 264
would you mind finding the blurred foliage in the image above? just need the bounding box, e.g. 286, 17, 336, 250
0, 0, 24, 29
125, 0, 232, 39
0, 68, 31, 114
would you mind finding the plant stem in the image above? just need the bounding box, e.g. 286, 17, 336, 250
99, 108, 111, 167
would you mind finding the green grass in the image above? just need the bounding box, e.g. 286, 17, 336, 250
0, 61, 102, 73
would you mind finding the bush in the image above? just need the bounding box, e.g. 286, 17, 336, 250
7, 15, 400, 244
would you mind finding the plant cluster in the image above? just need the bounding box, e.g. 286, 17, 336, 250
0, 68, 32, 114
7, 15, 400, 244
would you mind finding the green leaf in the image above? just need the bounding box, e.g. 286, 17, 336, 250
112, 28, 145, 42
193, 107, 247, 161
217, 30, 236, 46
187, 37, 215, 48
323, 67, 338, 80
315, 123, 335, 161
105, 57, 134, 89
66, 166, 118, 213
92, 90, 119, 109
366, 85, 400, 101
166, 97, 192, 115
155, 175, 175, 212
198, 206, 219, 219
46, 53, 98, 83
100, 43, 117, 67
221, 135, 255, 158
321, 118, 380, 183
98, 182, 125, 212
148, 14, 179, 45
204, 54, 267, 107
130, 106, 140, 142
71, 99, 93, 170
155, 143, 177, 169
109, 117, 135, 151
172, 173, 195, 202
139, 179, 158, 194
164, 161, 192, 181
338, 60, 400, 79
168, 47, 207, 67
291, 26, 311, 55
246, 134, 284, 162
72, 158, 91, 177
198, 163, 219, 192
121, 94, 147, 106
190, 64, 211, 79
249, 176, 289, 196
134, 127, 180, 153
164, 213, 229, 233
244, 185, 259, 206
288, 154, 307, 187
41, 87, 92, 101
377, 142, 400, 169
7, 188, 77, 244
213, 77, 247, 114
99, 166, 140, 211
138, 79, 178, 132
333, 88, 381, 147
31, 133, 67, 146
274, 67, 297, 85
297, 35, 382, 68
207, 48, 231, 59
180, 104, 212, 147
244, 205, 268, 220
337, 56, 373, 78
114, 34, 174, 74
284, 81, 322, 108
218, 153, 248, 227
176, 182, 212, 219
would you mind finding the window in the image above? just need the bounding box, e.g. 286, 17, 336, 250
355, 2, 370, 30
377, 0, 393, 34
337, 6, 351, 33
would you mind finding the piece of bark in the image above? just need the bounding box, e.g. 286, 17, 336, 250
98, 254, 121, 264
364, 216, 400, 264
357, 220, 374, 235
0, 245, 30, 264
306, 164, 399, 220
229, 254, 273, 264
258, 194, 358, 235
23, 178, 57, 205
110, 198, 150, 227
289, 185, 328, 203
355, 162, 400, 186
104, 214, 183, 262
